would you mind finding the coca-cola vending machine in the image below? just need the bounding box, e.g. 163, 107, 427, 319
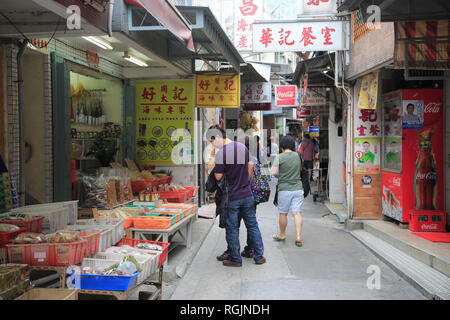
381, 89, 446, 228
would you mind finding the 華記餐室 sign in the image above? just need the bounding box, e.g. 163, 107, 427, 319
252, 21, 348, 52
275, 85, 298, 107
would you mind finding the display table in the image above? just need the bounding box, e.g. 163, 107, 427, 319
127, 214, 194, 266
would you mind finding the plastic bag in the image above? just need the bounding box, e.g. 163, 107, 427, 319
0, 224, 20, 232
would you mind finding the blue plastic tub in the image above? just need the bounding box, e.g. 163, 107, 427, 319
69, 272, 140, 291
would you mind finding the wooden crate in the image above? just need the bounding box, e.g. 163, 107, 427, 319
16, 288, 78, 300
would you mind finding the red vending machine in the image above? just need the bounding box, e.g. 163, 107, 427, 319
381, 89, 446, 230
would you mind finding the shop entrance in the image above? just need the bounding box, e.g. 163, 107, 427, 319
68, 62, 124, 203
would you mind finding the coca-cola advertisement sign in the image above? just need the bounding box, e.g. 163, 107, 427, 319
275, 85, 298, 107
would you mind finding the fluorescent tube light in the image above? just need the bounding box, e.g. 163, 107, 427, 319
82, 36, 113, 50
123, 51, 148, 67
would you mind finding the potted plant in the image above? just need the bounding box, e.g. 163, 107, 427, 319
86, 131, 120, 167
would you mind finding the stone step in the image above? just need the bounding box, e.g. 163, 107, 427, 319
363, 222, 450, 278
351, 229, 450, 300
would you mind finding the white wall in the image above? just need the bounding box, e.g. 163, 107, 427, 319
328, 89, 345, 203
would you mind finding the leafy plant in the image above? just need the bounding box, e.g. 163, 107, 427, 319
86, 132, 120, 167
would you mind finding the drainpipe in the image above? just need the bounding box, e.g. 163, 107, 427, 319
17, 39, 27, 206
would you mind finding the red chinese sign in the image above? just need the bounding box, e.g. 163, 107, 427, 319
252, 21, 347, 52
234, 0, 263, 51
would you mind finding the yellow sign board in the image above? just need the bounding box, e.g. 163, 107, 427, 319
195, 73, 240, 108
136, 80, 194, 166
357, 71, 379, 109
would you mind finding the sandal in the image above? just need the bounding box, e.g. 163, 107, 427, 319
295, 241, 303, 247
272, 234, 286, 241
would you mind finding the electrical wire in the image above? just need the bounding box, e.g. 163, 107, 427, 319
0, 11, 62, 48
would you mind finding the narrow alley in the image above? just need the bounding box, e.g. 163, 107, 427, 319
169, 180, 427, 300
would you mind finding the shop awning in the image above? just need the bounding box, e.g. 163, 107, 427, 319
338, 0, 450, 22
292, 52, 336, 88
130, 0, 195, 52
125, 4, 244, 73
220, 62, 269, 83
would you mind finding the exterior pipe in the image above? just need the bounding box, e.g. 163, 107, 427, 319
17, 39, 27, 206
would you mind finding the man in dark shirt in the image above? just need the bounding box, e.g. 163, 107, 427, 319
208, 125, 266, 267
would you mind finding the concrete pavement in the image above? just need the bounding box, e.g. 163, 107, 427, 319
169, 179, 427, 300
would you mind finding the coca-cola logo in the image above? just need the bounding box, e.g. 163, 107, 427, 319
278, 91, 295, 98
421, 224, 438, 230
424, 102, 441, 113
416, 172, 437, 180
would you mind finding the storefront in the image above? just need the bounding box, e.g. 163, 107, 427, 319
339, 6, 449, 227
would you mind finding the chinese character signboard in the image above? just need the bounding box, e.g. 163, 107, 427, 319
357, 71, 379, 109
275, 85, 297, 107
234, 0, 263, 52
303, 87, 327, 106
136, 80, 194, 166
299, 0, 337, 15
253, 21, 347, 52
195, 73, 240, 108
241, 82, 271, 103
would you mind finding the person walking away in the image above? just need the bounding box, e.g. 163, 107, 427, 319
208, 125, 266, 267
271, 135, 305, 247
298, 134, 314, 181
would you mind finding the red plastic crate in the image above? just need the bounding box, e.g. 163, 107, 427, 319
0, 226, 26, 248
158, 190, 190, 203
131, 179, 160, 193
185, 186, 199, 198
6, 240, 87, 266
116, 238, 170, 268
79, 230, 101, 256
409, 210, 447, 232
0, 216, 44, 233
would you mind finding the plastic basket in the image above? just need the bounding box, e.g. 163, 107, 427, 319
116, 238, 169, 268
157, 204, 196, 217
75, 219, 125, 246
0, 216, 44, 233
10, 206, 71, 232
149, 209, 184, 222
185, 186, 199, 198
59, 227, 101, 257
0, 226, 26, 248
131, 179, 161, 194
69, 270, 140, 291
158, 190, 190, 203
6, 240, 87, 266
132, 216, 173, 230
12, 201, 78, 225
145, 213, 177, 225
92, 252, 160, 284
64, 224, 114, 253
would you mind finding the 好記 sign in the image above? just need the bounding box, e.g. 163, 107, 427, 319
136, 80, 194, 166
252, 20, 348, 52
195, 73, 240, 108
275, 85, 298, 107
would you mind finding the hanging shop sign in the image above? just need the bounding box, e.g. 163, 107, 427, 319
309, 126, 319, 137
234, 0, 264, 52
357, 71, 379, 109
136, 80, 194, 166
300, 74, 308, 106
195, 73, 240, 108
252, 20, 348, 52
275, 85, 298, 107
241, 82, 272, 104
303, 87, 327, 106
243, 103, 272, 111
299, 0, 337, 16
297, 106, 311, 118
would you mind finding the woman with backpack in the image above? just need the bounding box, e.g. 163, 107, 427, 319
270, 135, 304, 247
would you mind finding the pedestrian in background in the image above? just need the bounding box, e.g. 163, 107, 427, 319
271, 135, 304, 247
298, 133, 314, 181
208, 125, 266, 266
